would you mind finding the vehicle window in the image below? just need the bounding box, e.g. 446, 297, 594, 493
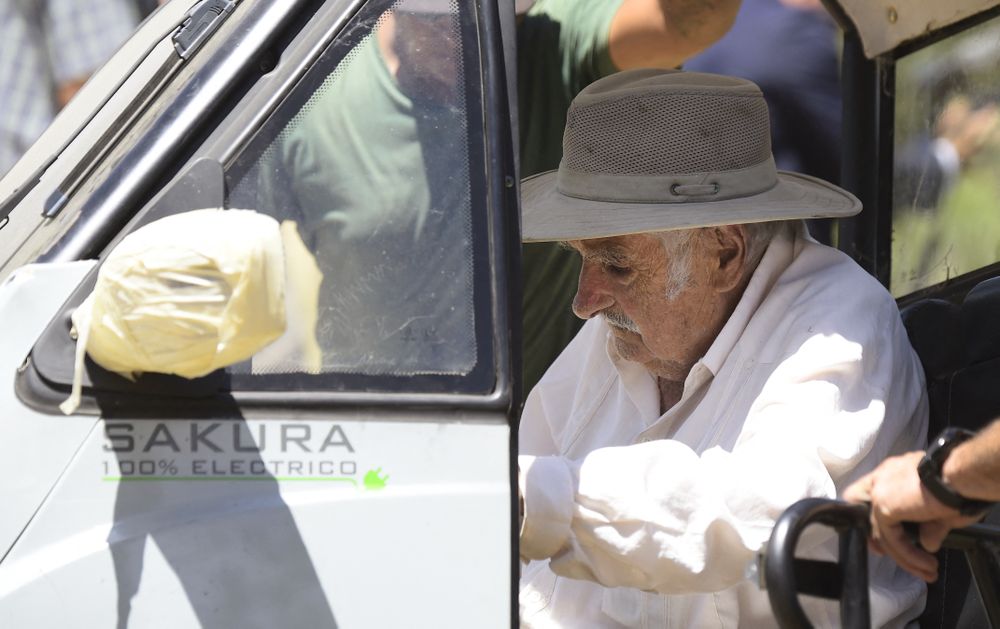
892, 15, 1000, 296
224, 0, 492, 389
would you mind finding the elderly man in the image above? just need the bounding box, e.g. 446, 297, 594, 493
517, 69, 929, 627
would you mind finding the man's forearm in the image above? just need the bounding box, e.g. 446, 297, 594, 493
659, 0, 740, 48
609, 0, 741, 70
942, 419, 1000, 502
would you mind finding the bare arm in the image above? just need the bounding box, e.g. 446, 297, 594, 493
943, 419, 1000, 502
608, 0, 741, 70
56, 77, 88, 109
844, 419, 1000, 583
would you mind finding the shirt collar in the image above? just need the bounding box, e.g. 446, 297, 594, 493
699, 226, 798, 376
603, 329, 661, 425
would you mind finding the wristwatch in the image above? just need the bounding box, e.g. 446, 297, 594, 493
918, 428, 994, 517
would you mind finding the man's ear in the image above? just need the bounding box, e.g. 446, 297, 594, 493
708, 225, 748, 293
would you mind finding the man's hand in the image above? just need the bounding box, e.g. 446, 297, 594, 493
844, 451, 981, 582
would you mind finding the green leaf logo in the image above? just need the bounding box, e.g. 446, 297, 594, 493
363, 467, 389, 490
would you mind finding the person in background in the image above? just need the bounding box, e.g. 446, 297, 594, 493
0, 0, 140, 177
683, 0, 841, 244
844, 421, 1000, 583
136, 0, 161, 14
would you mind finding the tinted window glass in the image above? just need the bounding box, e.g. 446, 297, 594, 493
892, 15, 1000, 296
225, 0, 491, 388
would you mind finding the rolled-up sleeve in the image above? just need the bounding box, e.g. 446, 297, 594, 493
520, 455, 575, 561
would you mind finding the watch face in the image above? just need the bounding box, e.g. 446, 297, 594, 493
929, 427, 976, 465
920, 428, 991, 514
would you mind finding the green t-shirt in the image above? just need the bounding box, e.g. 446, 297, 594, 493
253, 33, 476, 376
517, 0, 622, 393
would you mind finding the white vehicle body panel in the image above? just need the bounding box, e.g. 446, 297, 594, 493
1, 412, 510, 627
0, 268, 511, 627
0, 262, 98, 557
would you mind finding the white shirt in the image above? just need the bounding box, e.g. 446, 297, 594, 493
518, 227, 929, 628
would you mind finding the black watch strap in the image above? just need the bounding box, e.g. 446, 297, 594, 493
918, 428, 994, 517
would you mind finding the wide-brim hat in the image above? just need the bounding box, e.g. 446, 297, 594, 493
521, 69, 861, 242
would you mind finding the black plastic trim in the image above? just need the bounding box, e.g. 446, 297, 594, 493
764, 499, 871, 629
837, 32, 894, 287
896, 250, 1000, 310
766, 498, 1000, 629
44, 47, 185, 219
816, 0, 852, 34
173, 0, 238, 59
939, 523, 1000, 627
477, 0, 521, 624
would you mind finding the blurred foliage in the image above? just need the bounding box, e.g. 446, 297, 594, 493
891, 16, 1000, 296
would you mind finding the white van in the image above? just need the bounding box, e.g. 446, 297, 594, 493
0, 1, 518, 626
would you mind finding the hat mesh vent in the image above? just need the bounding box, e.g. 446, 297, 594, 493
562, 93, 771, 175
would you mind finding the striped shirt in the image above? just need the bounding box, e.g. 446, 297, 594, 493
0, 0, 139, 176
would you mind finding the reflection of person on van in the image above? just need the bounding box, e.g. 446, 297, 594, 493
896, 95, 1000, 211
845, 422, 1000, 583
516, 70, 929, 626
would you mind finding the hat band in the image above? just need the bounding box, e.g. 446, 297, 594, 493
556, 157, 778, 204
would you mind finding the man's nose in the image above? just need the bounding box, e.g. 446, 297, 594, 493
572, 263, 614, 319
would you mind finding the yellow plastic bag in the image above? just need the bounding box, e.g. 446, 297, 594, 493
60, 208, 322, 414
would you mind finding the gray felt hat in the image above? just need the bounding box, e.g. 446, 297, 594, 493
521, 69, 861, 242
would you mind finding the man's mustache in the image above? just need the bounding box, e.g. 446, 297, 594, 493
602, 309, 640, 334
